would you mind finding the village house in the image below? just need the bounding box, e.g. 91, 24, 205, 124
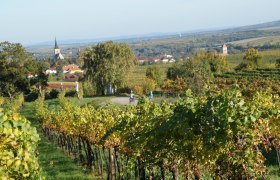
62, 64, 83, 74
160, 54, 176, 63
46, 67, 57, 74
137, 56, 160, 64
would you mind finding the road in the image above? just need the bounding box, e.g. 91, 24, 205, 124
111, 97, 138, 105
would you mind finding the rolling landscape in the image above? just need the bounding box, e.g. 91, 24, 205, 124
1, 0, 280, 179
26, 20, 280, 60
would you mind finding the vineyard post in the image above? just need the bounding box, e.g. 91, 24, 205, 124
114, 147, 122, 180
160, 165, 166, 180
108, 146, 116, 180
171, 165, 179, 180
276, 148, 280, 171
98, 147, 104, 176
78, 136, 84, 162
135, 160, 139, 180
149, 166, 156, 180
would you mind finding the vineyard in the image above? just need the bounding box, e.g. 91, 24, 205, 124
0, 95, 42, 179
33, 89, 280, 179
216, 68, 280, 79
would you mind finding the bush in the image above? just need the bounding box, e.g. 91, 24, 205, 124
142, 78, 157, 94
0, 109, 42, 179
132, 85, 144, 95
234, 62, 256, 71
117, 87, 131, 94
276, 59, 280, 69
82, 81, 96, 97
65, 90, 77, 97
45, 89, 59, 100
25, 92, 39, 102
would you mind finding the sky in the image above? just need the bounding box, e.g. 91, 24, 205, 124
0, 0, 279, 45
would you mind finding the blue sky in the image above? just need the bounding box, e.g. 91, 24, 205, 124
0, 0, 279, 45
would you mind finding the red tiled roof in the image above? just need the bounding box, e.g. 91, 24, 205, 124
62, 64, 81, 71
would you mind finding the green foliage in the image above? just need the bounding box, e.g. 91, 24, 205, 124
276, 58, 280, 69
142, 78, 157, 94
5, 93, 25, 112
0, 41, 48, 99
146, 66, 164, 86
166, 56, 214, 95
132, 85, 144, 95
235, 48, 262, 71
243, 48, 262, 66
34, 88, 280, 179
0, 109, 42, 179
82, 80, 96, 97
80, 41, 137, 95
162, 77, 188, 95
195, 51, 229, 73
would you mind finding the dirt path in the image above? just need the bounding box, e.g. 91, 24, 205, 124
111, 97, 138, 105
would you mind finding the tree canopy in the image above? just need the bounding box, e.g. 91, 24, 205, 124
80, 41, 136, 95
146, 66, 164, 87
235, 48, 262, 71
166, 51, 228, 94
0, 41, 47, 99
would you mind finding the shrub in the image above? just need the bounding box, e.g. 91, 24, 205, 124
132, 85, 144, 95
0, 109, 42, 179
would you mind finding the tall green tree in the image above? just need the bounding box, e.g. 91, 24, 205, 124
235, 48, 262, 71
243, 48, 262, 66
80, 41, 136, 95
196, 51, 228, 73
146, 66, 164, 87
0, 41, 47, 99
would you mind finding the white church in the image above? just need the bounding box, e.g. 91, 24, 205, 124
54, 38, 64, 61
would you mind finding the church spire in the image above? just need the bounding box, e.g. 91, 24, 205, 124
55, 37, 59, 49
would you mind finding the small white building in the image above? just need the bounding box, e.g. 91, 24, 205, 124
222, 43, 228, 56
46, 67, 57, 74
160, 54, 176, 63
161, 58, 169, 63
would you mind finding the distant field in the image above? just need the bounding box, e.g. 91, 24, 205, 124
226, 49, 280, 68
229, 35, 280, 46
126, 63, 172, 87
258, 26, 280, 31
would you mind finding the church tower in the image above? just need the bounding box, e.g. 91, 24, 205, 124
54, 37, 64, 61
222, 43, 228, 56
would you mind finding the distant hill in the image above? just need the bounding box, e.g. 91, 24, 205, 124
26, 19, 280, 59
221, 20, 280, 32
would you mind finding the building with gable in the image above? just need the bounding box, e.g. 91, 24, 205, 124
62, 64, 83, 74
222, 43, 228, 56
54, 38, 64, 61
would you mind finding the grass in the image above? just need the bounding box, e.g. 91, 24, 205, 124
20, 98, 107, 179
37, 134, 97, 180
266, 166, 280, 180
